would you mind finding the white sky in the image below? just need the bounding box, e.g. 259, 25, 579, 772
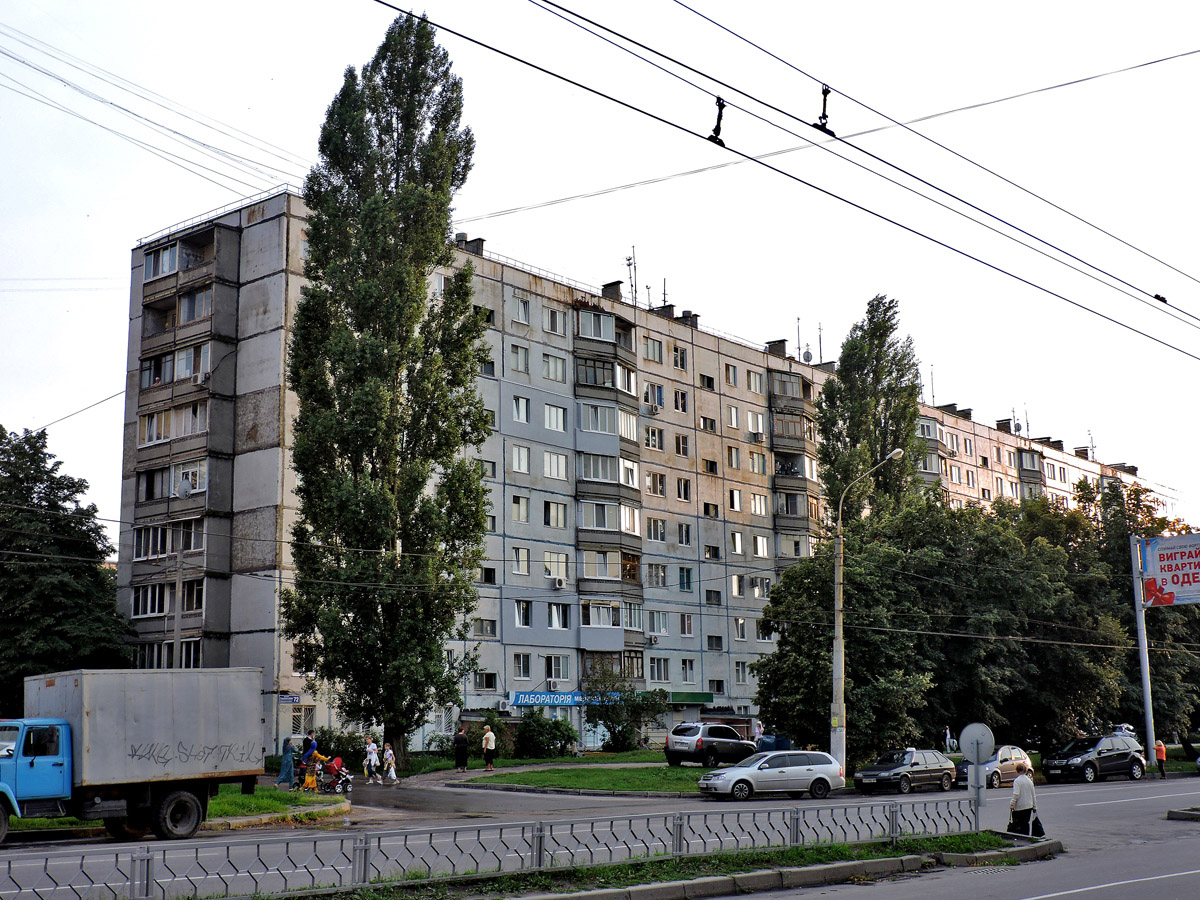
2, 0, 1198, 552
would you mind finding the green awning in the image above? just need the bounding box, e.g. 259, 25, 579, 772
669, 691, 714, 704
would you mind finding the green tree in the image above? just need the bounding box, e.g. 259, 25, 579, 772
815, 295, 923, 521
580, 668, 669, 752
281, 15, 489, 758
0, 427, 131, 716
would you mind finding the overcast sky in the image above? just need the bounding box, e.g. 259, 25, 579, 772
2, 0, 1198, 552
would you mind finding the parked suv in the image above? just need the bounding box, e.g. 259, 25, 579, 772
665, 723, 757, 767
1043, 734, 1146, 783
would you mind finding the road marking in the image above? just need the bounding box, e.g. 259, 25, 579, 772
1076, 789, 1200, 807
1014, 867, 1200, 898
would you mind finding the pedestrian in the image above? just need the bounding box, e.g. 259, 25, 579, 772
1155, 739, 1168, 780
1008, 761, 1038, 835
276, 737, 295, 789
482, 724, 497, 771
365, 735, 380, 784
383, 743, 397, 783
298, 729, 317, 788
453, 724, 469, 773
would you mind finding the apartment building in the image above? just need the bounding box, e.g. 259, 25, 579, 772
118, 188, 1173, 750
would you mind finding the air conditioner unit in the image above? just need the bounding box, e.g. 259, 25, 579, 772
749, 431, 765, 443
552, 576, 566, 590
497, 699, 509, 711
546, 681, 558, 692
648, 404, 660, 416
191, 374, 205, 386
648, 635, 659, 645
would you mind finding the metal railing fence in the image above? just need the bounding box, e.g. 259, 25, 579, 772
2, 797, 976, 900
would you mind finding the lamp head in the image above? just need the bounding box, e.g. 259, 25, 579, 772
887, 448, 904, 461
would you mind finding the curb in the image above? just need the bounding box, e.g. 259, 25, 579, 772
933, 838, 1063, 866
1167, 808, 1200, 821
448, 781, 859, 800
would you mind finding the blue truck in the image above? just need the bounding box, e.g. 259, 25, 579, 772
0, 668, 264, 843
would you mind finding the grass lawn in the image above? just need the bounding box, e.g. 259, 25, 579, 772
406, 749, 663, 776
470, 766, 704, 792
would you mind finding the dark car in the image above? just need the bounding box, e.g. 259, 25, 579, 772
1042, 734, 1146, 783
665, 723, 757, 767
953, 744, 1033, 788
854, 748, 956, 794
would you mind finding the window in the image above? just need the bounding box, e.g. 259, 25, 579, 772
707, 635, 724, 651
751, 493, 768, 516
178, 287, 212, 324
582, 550, 618, 578
1009, 481, 1019, 498
996, 475, 1004, 494
747, 370, 764, 393
620, 457, 639, 487
180, 579, 204, 612
981, 488, 993, 500
734, 617, 747, 640
673, 346, 688, 370
699, 373, 716, 391
582, 602, 619, 627
643, 337, 663, 362
543, 306, 566, 335
750, 451, 766, 474
703, 458, 718, 475
580, 403, 616, 433
679, 567, 693, 591
576, 358, 615, 387
966, 469, 976, 488
622, 552, 641, 583
647, 471, 666, 495
949, 465, 962, 484
579, 501, 617, 529
1059, 466, 1067, 481
727, 446, 740, 469
544, 501, 567, 528
731, 574, 744, 596
649, 657, 669, 682
579, 453, 617, 482
702, 502, 719, 518
729, 489, 742, 511
678, 523, 691, 545
512, 445, 530, 473
540, 551, 567, 584
747, 410, 765, 433
179, 639, 201, 669
644, 426, 665, 451
623, 602, 643, 631
485, 408, 498, 429
727, 405, 739, 428
750, 576, 771, 598
479, 567, 497, 585
1007, 451, 1017, 467
133, 583, 169, 617
545, 404, 566, 431
544, 451, 568, 479
681, 658, 696, 682
512, 495, 529, 523
647, 518, 668, 542
486, 514, 496, 531
479, 359, 495, 376
645, 563, 668, 587
512, 547, 529, 574
513, 653, 531, 679
174, 343, 210, 381
513, 396, 529, 423
730, 531, 743, 554
675, 434, 689, 457
624, 651, 644, 679
619, 408, 638, 440
140, 352, 174, 388
144, 243, 178, 280
808, 495, 820, 521
616, 363, 637, 395
514, 293, 530, 323
474, 672, 498, 691
579, 310, 615, 341
647, 610, 669, 634
680, 614, 694, 637
1020, 451, 1039, 470
705, 589, 722, 606
756, 620, 772, 641
724, 364, 738, 386
704, 544, 721, 560
735, 661, 748, 684
545, 654, 570, 680
700, 415, 717, 433
474, 618, 497, 637
643, 382, 665, 407
677, 478, 691, 501
511, 344, 529, 373
516, 601, 532, 627
138, 410, 170, 446
754, 535, 768, 557
543, 353, 566, 382
620, 504, 639, 535
548, 602, 570, 629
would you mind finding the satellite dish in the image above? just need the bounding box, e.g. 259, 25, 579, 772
176, 478, 192, 500
802, 348, 813, 363
1014, 422, 1022, 433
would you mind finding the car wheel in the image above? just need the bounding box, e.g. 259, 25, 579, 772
1083, 763, 1098, 783
666, 754, 681, 767
704, 750, 720, 769
809, 779, 831, 800
988, 771, 1002, 789
1130, 760, 1144, 781
730, 780, 753, 801
940, 773, 953, 792
898, 775, 913, 795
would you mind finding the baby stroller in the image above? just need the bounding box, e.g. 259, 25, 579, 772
319, 756, 354, 794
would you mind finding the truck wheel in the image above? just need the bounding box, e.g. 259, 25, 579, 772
104, 818, 151, 841
152, 790, 203, 840
0, 807, 9, 844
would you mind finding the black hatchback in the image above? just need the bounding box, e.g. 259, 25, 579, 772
1042, 734, 1147, 783
853, 748, 956, 794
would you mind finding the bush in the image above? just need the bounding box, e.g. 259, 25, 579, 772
465, 709, 514, 760
425, 731, 455, 759
514, 709, 579, 758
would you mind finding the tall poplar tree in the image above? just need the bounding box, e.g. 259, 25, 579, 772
282, 16, 490, 755
815, 295, 923, 521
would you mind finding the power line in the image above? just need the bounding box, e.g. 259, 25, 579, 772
33, 390, 124, 431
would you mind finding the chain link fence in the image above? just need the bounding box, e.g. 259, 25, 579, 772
2, 797, 976, 899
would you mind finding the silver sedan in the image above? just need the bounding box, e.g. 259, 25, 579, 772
698, 750, 845, 801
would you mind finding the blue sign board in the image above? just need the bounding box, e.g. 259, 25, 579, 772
512, 691, 584, 707
278, 694, 301, 704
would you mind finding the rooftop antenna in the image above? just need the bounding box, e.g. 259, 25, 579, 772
662, 278, 667, 307
929, 366, 935, 406
1024, 406, 1030, 437
803, 343, 813, 363
796, 317, 801, 360
1089, 430, 1097, 458
626, 248, 636, 305
645, 284, 652, 306
1011, 408, 1023, 434
818, 323, 824, 364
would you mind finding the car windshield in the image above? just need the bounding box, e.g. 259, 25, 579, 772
671, 725, 700, 737
874, 750, 909, 766
0, 724, 18, 758
736, 753, 770, 768
1059, 738, 1099, 755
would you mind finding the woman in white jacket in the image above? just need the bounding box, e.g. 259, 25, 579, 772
1009, 761, 1036, 834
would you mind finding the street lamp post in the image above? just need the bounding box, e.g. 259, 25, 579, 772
831, 447, 904, 770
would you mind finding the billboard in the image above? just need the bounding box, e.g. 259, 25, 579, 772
1137, 534, 1200, 606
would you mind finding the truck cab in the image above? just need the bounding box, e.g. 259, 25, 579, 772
0, 719, 73, 835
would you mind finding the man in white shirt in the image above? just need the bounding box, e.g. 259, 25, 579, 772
1009, 761, 1037, 834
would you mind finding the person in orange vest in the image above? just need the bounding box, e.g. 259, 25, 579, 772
1155, 739, 1167, 780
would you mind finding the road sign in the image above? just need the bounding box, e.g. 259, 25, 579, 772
959, 722, 994, 764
